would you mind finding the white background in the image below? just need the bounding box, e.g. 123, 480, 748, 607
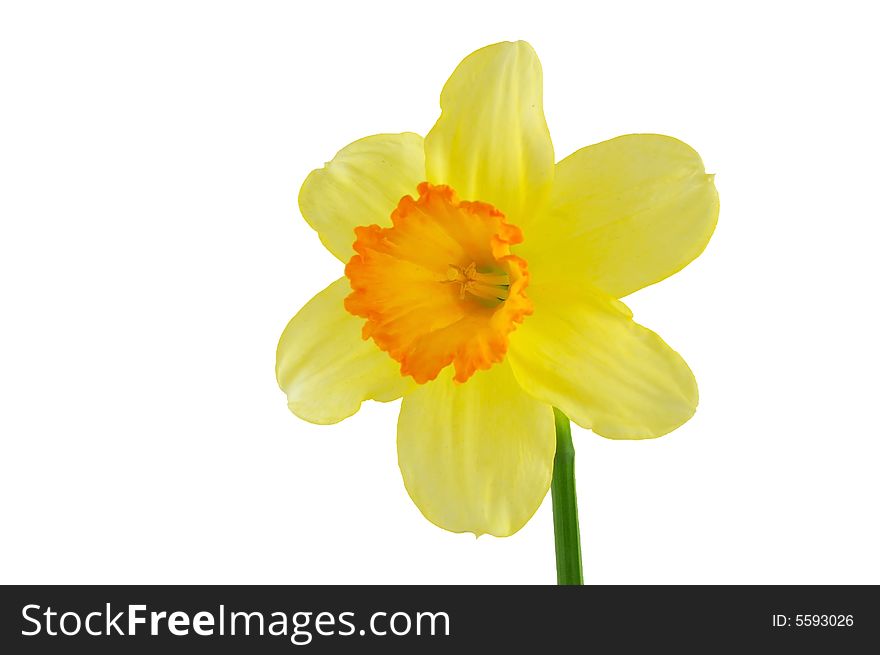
2, 0, 878, 584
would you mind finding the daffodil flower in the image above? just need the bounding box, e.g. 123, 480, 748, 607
276, 41, 718, 557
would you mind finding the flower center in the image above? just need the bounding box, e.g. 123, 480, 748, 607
446, 262, 510, 305
344, 182, 532, 384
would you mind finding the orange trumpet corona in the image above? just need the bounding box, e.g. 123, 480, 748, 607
344, 182, 533, 384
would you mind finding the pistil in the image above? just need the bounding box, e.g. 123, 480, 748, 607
446, 263, 510, 304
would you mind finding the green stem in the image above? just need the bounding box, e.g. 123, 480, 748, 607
551, 408, 583, 585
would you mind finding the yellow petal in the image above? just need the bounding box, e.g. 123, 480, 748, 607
299, 133, 426, 262
276, 278, 413, 424
424, 41, 554, 228
524, 134, 718, 298
397, 362, 555, 536
507, 281, 698, 439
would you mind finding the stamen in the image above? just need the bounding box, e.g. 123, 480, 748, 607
446, 263, 510, 303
